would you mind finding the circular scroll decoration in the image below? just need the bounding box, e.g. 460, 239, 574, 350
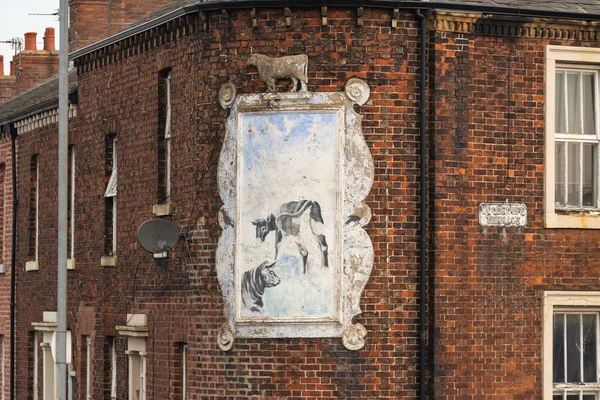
345, 78, 370, 106
342, 323, 367, 351
217, 324, 235, 351
219, 83, 237, 109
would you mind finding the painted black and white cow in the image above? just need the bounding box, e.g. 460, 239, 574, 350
241, 260, 280, 313
252, 200, 329, 273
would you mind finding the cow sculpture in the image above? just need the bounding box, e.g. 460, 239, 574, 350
241, 260, 280, 313
252, 200, 328, 274
247, 54, 308, 93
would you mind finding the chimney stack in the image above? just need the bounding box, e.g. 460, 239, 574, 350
24, 32, 37, 51
43, 28, 55, 51
0, 56, 4, 77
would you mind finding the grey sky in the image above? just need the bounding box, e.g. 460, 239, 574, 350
0, 0, 60, 75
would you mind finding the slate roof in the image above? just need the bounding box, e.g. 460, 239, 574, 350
0, 69, 77, 123
422, 0, 600, 16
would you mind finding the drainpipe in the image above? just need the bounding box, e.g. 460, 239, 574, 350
415, 9, 428, 400
8, 123, 17, 400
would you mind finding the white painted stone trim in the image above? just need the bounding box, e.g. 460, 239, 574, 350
14, 104, 77, 135
152, 202, 172, 216
216, 83, 374, 351
101, 255, 117, 267
25, 260, 38, 271
542, 291, 600, 400
545, 45, 600, 228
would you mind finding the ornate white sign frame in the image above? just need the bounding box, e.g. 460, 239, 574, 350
216, 79, 374, 351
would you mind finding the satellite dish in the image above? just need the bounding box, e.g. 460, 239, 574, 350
137, 219, 180, 254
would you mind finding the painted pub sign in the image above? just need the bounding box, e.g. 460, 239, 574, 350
216, 55, 374, 350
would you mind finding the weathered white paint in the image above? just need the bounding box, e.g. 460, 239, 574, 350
216, 80, 374, 350
478, 203, 527, 227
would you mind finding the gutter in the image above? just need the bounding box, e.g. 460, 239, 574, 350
8, 123, 17, 400
415, 9, 428, 400
70, 0, 600, 62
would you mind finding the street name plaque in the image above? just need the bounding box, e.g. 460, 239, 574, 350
478, 203, 527, 227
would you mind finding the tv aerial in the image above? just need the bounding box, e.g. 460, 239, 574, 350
136, 219, 179, 259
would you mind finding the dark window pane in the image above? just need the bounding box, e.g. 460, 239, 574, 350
556, 71, 566, 133
567, 71, 582, 134
582, 144, 597, 208
553, 396, 562, 400
567, 142, 582, 207
582, 73, 596, 135
583, 395, 597, 400
583, 314, 597, 382
554, 314, 565, 383
567, 314, 582, 383
556, 142, 566, 206
567, 395, 579, 400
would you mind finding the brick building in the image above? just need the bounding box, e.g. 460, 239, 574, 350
0, 28, 60, 104
0, 0, 600, 399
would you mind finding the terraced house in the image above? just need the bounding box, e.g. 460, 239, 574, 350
1, 0, 600, 399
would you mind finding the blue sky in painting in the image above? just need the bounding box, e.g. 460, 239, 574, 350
238, 111, 339, 319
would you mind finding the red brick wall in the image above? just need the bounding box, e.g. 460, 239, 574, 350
430, 31, 600, 398
12, 7, 422, 399
0, 77, 16, 104
11, 5, 600, 399
13, 51, 59, 94
68, 0, 175, 51
14, 123, 59, 398
0, 133, 13, 400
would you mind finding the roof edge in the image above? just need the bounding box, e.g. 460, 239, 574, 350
69, 0, 600, 62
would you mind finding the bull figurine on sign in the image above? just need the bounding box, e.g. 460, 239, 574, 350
248, 54, 308, 93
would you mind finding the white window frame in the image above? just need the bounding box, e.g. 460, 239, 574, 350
182, 343, 187, 400
67, 147, 75, 270
117, 314, 147, 400
33, 332, 38, 400
0, 164, 6, 274
165, 71, 172, 203
85, 336, 91, 400
102, 137, 117, 260
153, 71, 173, 217
545, 45, 600, 228
1, 335, 4, 400
25, 156, 39, 271
110, 337, 117, 400
543, 291, 600, 399
112, 139, 116, 255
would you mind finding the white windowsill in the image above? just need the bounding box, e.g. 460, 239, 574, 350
152, 202, 172, 216
25, 260, 38, 271
545, 211, 600, 229
101, 256, 117, 267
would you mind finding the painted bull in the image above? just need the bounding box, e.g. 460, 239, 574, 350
247, 54, 308, 93
252, 200, 328, 273
241, 260, 280, 314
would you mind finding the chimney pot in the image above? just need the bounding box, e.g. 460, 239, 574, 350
0, 56, 4, 77
9, 61, 14, 76
24, 32, 37, 51
43, 28, 55, 51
